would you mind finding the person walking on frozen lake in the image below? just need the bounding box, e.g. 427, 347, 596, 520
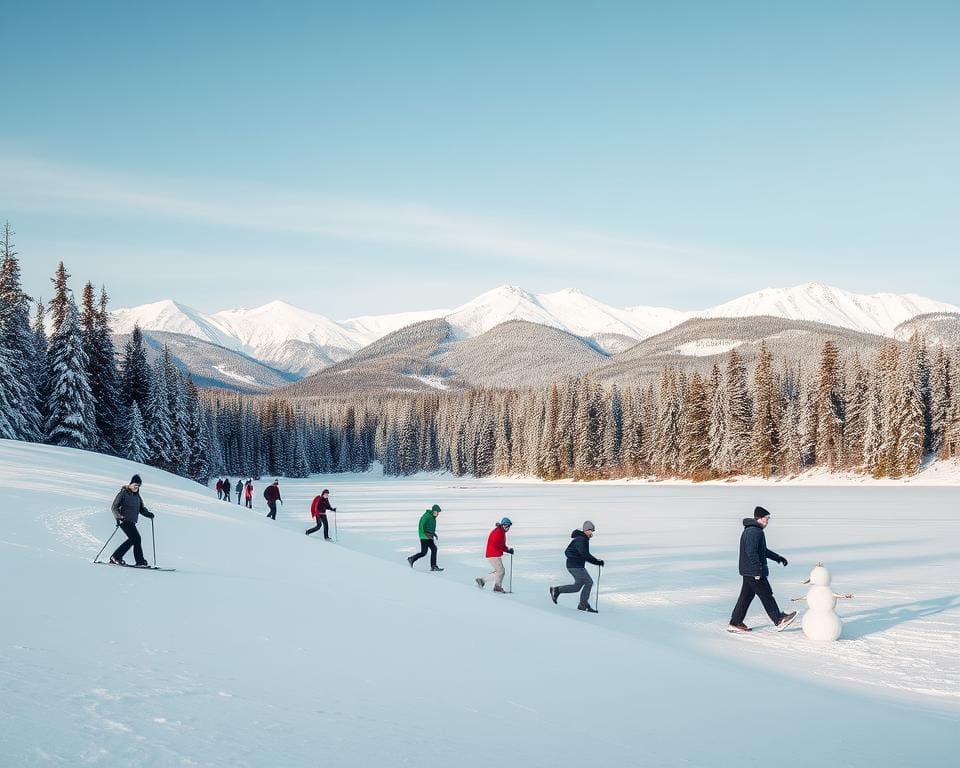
216, 478, 223, 500
264, 480, 282, 519
727, 506, 797, 633
236, 479, 243, 505
306, 489, 335, 539
109, 474, 155, 567
244, 479, 253, 509
222, 477, 232, 503
407, 505, 443, 571
476, 517, 513, 592
549, 521, 604, 613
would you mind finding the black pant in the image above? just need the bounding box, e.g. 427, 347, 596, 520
306, 514, 329, 538
113, 521, 146, 565
223, 490, 231, 502
237, 492, 241, 504
730, 576, 782, 625
267, 500, 277, 519
410, 538, 437, 568
245, 497, 252, 508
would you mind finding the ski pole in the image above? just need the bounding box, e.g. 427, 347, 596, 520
334, 508, 339, 542
508, 552, 513, 594
593, 565, 601, 613
151, 517, 157, 568
93, 525, 120, 563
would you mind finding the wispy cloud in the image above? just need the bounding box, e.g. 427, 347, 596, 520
0, 153, 753, 285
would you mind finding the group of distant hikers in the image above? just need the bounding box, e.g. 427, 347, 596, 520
107, 476, 797, 630
215, 477, 255, 508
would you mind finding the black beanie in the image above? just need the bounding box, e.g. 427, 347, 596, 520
130, 474, 143, 485
754, 505, 770, 519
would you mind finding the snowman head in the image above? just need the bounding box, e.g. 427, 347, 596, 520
804, 562, 832, 587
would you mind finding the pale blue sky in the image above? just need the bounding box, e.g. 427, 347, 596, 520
2, 1, 958, 316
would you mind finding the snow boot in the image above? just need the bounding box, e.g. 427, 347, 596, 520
726, 623, 752, 633
578, 604, 598, 613
109, 556, 126, 566
475, 577, 485, 589
776, 611, 798, 632
549, 587, 559, 604
430, 565, 444, 572
133, 561, 151, 568
493, 585, 506, 593
407, 556, 415, 568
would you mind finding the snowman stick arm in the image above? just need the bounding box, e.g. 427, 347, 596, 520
833, 593, 854, 599
790, 596, 805, 602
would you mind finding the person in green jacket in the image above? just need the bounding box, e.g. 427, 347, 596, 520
407, 504, 443, 571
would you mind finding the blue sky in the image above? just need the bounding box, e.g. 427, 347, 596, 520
2, 1, 958, 316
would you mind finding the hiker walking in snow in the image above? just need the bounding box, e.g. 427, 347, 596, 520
244, 479, 253, 509
236, 479, 243, 505
407, 504, 443, 571
264, 480, 282, 519
306, 489, 335, 539
222, 477, 232, 503
549, 521, 604, 613
476, 517, 513, 593
216, 478, 223, 500
109, 474, 155, 567
727, 506, 797, 633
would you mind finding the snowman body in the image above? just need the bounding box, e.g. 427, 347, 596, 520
801, 565, 844, 642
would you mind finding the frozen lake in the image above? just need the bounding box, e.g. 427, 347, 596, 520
263, 471, 960, 710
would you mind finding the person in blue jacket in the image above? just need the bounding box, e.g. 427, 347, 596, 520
549, 520, 604, 613
728, 506, 797, 633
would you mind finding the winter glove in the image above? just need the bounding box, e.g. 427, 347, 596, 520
779, 556, 788, 566
142, 511, 155, 519
507, 548, 514, 555
598, 560, 605, 567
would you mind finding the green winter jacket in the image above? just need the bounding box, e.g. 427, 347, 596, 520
418, 510, 437, 540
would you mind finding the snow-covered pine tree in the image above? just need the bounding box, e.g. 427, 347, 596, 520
621, 387, 644, 475
842, 354, 868, 470
750, 342, 778, 476
680, 371, 710, 478
120, 325, 151, 409
726, 348, 753, 474
896, 333, 927, 476
144, 354, 175, 471
31, 300, 49, 426
928, 345, 950, 457
539, 383, 561, 479
163, 349, 190, 474
0, 222, 42, 440
493, 399, 511, 475
875, 341, 901, 477
815, 341, 844, 469
776, 366, 802, 476
603, 384, 624, 473
184, 381, 211, 483
44, 292, 96, 449
124, 401, 150, 464
654, 368, 683, 475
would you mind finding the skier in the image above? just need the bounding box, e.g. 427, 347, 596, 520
264, 479, 282, 520
244, 479, 253, 509
549, 521, 604, 613
407, 504, 443, 571
727, 506, 797, 633
476, 517, 514, 593
222, 477, 232, 503
236, 479, 243, 505
109, 474, 155, 567
306, 489, 335, 539
216, 478, 223, 500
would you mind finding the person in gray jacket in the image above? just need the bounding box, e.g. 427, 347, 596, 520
109, 474, 155, 567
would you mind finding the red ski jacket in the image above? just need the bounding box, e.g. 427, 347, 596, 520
310, 495, 332, 518
244, 483, 252, 499
485, 524, 509, 558
215, 480, 223, 492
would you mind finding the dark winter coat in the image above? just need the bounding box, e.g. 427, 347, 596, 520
738, 519, 784, 577
264, 484, 281, 503
564, 529, 601, 569
111, 486, 152, 526
223, 479, 232, 496
311, 495, 333, 518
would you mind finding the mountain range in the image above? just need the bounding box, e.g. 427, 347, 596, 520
111, 283, 960, 393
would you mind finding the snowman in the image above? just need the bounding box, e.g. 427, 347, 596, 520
793, 562, 853, 642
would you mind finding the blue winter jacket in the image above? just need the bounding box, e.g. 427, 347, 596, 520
738, 519, 783, 577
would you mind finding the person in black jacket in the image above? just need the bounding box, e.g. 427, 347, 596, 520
549, 521, 605, 613
236, 479, 243, 505
222, 477, 232, 503
728, 506, 797, 633
264, 480, 282, 519
306, 489, 335, 538
109, 474, 155, 567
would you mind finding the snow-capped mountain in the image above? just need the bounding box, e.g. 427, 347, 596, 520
698, 283, 960, 337
112, 282, 960, 383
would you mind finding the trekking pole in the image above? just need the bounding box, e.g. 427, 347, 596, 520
93, 525, 119, 563
334, 508, 339, 542
593, 564, 601, 613
151, 517, 157, 568
508, 552, 513, 594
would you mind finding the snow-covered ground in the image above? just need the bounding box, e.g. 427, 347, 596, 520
1, 440, 957, 767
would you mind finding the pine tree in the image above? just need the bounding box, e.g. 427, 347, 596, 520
0, 222, 42, 440
184, 381, 211, 483
680, 372, 710, 477
896, 334, 926, 476
144, 355, 175, 470
929, 346, 950, 456
750, 342, 778, 476
124, 401, 150, 464
815, 341, 844, 469
31, 300, 49, 430
121, 325, 151, 408
45, 294, 96, 449
84, 285, 123, 453
843, 355, 869, 469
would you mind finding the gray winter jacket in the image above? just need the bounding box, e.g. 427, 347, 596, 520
111, 487, 151, 525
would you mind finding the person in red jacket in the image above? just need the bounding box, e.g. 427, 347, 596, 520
215, 478, 223, 500
306, 489, 335, 539
244, 479, 253, 509
263, 480, 282, 520
476, 517, 513, 593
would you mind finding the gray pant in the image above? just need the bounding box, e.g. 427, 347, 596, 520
557, 566, 594, 607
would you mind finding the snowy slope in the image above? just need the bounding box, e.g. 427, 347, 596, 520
1, 440, 956, 767
699, 282, 960, 336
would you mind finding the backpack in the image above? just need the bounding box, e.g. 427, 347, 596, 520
310, 495, 321, 518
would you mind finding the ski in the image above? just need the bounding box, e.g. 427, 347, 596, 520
95, 561, 176, 572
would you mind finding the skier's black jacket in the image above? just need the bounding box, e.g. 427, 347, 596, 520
738, 519, 783, 577
111, 487, 153, 526
565, 529, 602, 569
